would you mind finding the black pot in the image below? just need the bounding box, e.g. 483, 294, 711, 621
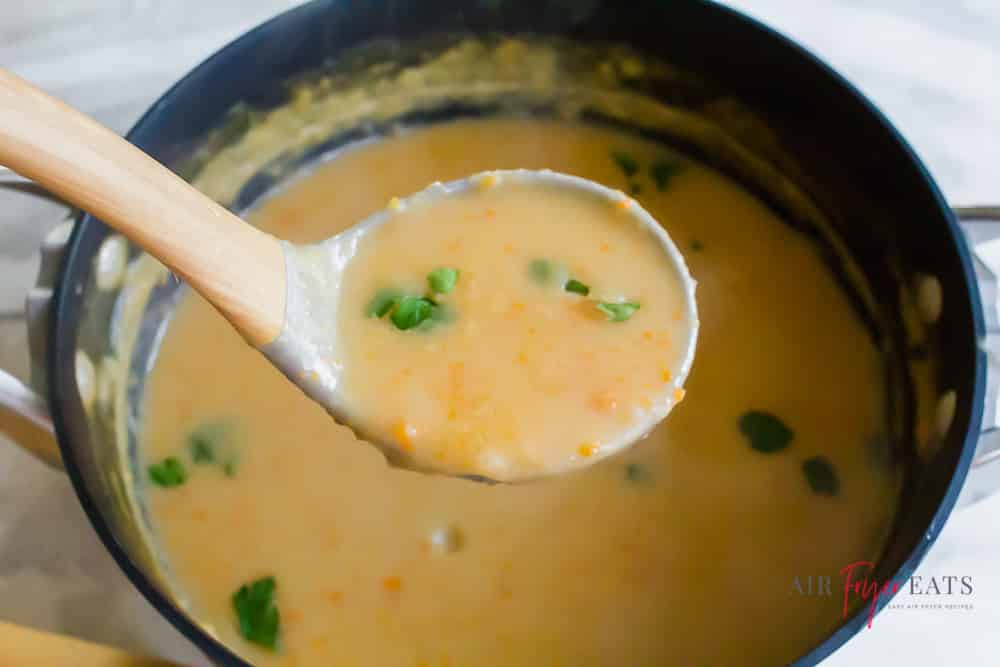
1, 1, 998, 664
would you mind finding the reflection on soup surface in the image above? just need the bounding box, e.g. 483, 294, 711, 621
143, 119, 899, 666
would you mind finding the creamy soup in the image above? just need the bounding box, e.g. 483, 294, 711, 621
334, 173, 695, 480
143, 119, 899, 666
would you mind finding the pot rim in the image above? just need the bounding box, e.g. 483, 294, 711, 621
45, 1, 986, 665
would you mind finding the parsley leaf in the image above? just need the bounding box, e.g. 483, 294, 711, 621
190, 435, 216, 464
529, 259, 554, 284
366, 288, 404, 318
232, 576, 281, 650
427, 267, 460, 294
650, 158, 683, 191
564, 279, 590, 296
624, 463, 651, 483
596, 301, 640, 322
148, 457, 186, 488
739, 411, 793, 453
612, 150, 640, 178
802, 456, 839, 496
391, 296, 436, 330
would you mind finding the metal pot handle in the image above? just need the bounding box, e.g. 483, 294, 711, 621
956, 206, 1000, 505
0, 167, 66, 467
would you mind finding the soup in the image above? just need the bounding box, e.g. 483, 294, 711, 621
142, 119, 899, 666
331, 173, 695, 480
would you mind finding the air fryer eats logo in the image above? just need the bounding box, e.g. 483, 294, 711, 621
792, 561, 974, 628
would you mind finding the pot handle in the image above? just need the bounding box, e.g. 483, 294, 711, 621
957, 206, 1000, 506
0, 175, 190, 664
0, 167, 65, 468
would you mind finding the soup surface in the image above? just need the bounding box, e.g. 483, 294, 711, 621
333, 173, 695, 480
143, 119, 899, 666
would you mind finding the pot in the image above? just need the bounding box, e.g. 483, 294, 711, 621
1, 1, 999, 664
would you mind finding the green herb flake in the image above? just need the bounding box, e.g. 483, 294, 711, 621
529, 259, 554, 284
739, 411, 793, 453
650, 158, 683, 191
564, 279, 590, 296
690, 239, 704, 252
624, 463, 650, 483
148, 457, 187, 488
232, 576, 281, 650
223, 460, 238, 478
366, 288, 403, 318
596, 301, 640, 322
802, 456, 840, 496
427, 267, 460, 295
611, 150, 640, 178
190, 435, 216, 464
391, 296, 436, 330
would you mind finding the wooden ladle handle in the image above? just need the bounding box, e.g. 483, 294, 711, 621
0, 68, 285, 346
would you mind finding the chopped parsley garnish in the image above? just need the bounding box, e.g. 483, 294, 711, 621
190, 435, 216, 464
690, 239, 704, 252
802, 456, 839, 496
650, 158, 683, 191
739, 411, 793, 453
624, 463, 650, 483
529, 259, 555, 284
366, 288, 403, 318
427, 267, 460, 295
564, 279, 590, 296
391, 296, 436, 330
596, 301, 640, 322
187, 420, 238, 476
232, 576, 281, 650
148, 457, 186, 488
612, 150, 640, 178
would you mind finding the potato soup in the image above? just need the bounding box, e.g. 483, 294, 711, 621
142, 119, 899, 666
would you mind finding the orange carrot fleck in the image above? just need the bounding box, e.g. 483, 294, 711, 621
510, 301, 525, 314
673, 388, 686, 403
590, 392, 618, 414
578, 443, 597, 457
393, 421, 416, 451
323, 591, 344, 604
617, 198, 632, 210
642, 330, 654, 341
383, 576, 403, 592
599, 242, 611, 252
485, 208, 496, 218
661, 369, 672, 383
